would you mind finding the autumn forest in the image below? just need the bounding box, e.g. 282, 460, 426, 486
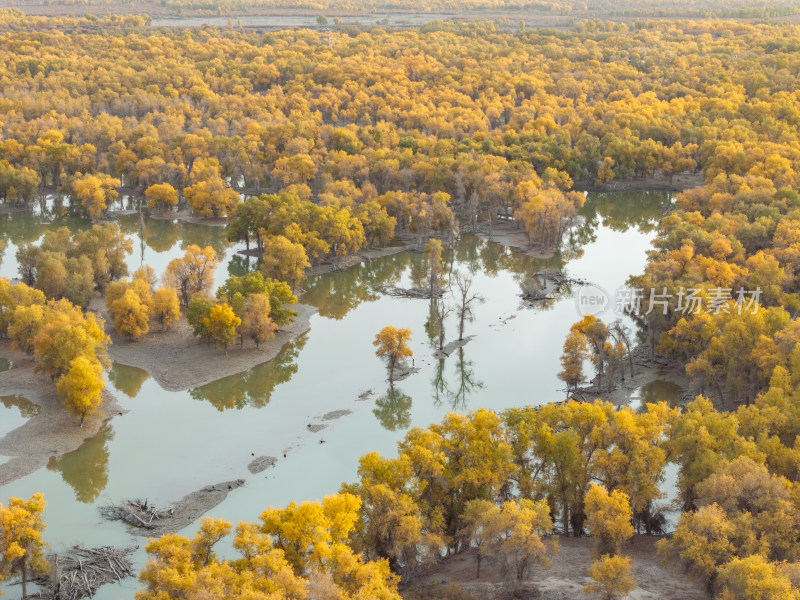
2, 3, 800, 600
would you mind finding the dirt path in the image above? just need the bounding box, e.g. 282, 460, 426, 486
0, 345, 124, 486
102, 302, 316, 392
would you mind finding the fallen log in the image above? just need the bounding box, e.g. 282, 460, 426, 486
378, 285, 443, 299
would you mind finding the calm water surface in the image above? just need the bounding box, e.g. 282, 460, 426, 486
0, 191, 677, 598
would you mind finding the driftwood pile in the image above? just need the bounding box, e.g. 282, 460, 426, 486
379, 285, 443, 299
522, 270, 588, 301
99, 498, 173, 530
36, 545, 137, 600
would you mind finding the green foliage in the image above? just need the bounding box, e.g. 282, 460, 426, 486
218, 271, 297, 326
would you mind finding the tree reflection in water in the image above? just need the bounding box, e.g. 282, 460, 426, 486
373, 385, 412, 431
189, 332, 308, 410
302, 251, 411, 319
0, 394, 41, 418
107, 363, 150, 398
432, 347, 484, 411
47, 423, 114, 504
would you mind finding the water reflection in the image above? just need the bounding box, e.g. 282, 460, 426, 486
228, 254, 255, 278
0, 394, 41, 418
138, 217, 184, 253
0, 211, 49, 247
47, 423, 114, 504
0, 358, 13, 372
432, 348, 485, 411
424, 299, 440, 346
579, 190, 670, 234
639, 379, 683, 407
107, 363, 151, 399
302, 252, 409, 319
373, 385, 412, 431
189, 332, 308, 410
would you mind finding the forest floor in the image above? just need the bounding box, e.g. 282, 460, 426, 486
97, 299, 316, 392
406, 535, 710, 600
0, 344, 124, 486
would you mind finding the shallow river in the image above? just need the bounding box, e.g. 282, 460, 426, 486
0, 190, 677, 598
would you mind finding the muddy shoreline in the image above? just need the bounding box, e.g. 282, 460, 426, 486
476, 221, 557, 258
301, 243, 413, 277
571, 351, 695, 409
0, 345, 124, 486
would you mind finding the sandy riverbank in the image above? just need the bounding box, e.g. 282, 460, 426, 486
102, 302, 316, 392
0, 345, 124, 486
103, 479, 246, 537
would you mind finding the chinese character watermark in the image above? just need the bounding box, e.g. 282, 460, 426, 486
575, 285, 762, 317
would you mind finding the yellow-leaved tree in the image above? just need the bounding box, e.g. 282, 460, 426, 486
144, 182, 178, 215
558, 330, 590, 392
496, 499, 557, 582
71, 173, 120, 219
0, 493, 48, 599
151, 287, 180, 331
425, 238, 443, 296
137, 496, 401, 600
56, 355, 104, 426
717, 555, 799, 600
583, 554, 636, 600
184, 159, 240, 218
260, 234, 310, 292
373, 326, 412, 382
33, 299, 109, 378
109, 288, 150, 340
241, 293, 277, 348
461, 498, 557, 582
584, 484, 634, 556
163, 245, 218, 307
203, 303, 240, 351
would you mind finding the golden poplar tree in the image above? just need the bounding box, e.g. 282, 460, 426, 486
584, 554, 636, 600
373, 326, 413, 382
56, 355, 105, 426
204, 304, 241, 351
0, 493, 48, 599
152, 287, 181, 331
